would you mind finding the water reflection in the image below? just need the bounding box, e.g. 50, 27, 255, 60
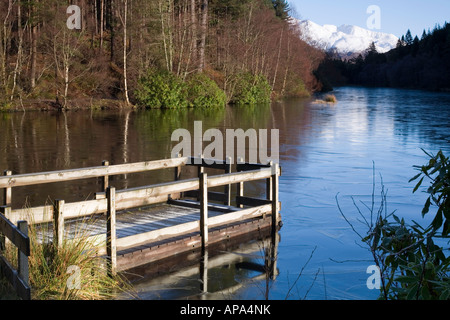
120, 231, 279, 300
1, 87, 450, 299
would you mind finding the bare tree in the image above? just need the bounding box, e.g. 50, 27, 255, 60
198, 0, 207, 72
118, 0, 130, 105
30, 0, 38, 89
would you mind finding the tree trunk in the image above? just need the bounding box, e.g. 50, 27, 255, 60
100, 0, 104, 50
272, 26, 284, 90
108, 0, 115, 61
11, 1, 24, 101
1, 0, 14, 93
30, 0, 38, 89
122, 0, 130, 105
198, 0, 207, 72
190, 0, 197, 63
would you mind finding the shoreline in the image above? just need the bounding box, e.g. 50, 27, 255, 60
0, 98, 136, 112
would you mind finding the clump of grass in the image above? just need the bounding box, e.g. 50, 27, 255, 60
311, 94, 337, 105
28, 218, 134, 300
323, 94, 337, 103
7, 213, 134, 300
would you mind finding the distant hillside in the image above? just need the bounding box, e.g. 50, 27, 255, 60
317, 23, 450, 92
295, 19, 398, 59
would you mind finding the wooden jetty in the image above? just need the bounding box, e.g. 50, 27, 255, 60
0, 156, 281, 298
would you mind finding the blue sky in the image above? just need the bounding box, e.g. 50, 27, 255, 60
289, 0, 450, 38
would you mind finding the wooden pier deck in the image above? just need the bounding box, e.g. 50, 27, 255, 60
0, 156, 281, 294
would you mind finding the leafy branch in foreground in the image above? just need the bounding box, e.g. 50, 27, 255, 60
410, 149, 450, 237
336, 154, 450, 300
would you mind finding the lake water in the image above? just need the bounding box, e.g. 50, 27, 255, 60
1, 86, 450, 300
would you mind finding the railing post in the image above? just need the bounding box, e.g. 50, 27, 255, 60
17, 220, 31, 300
17, 220, 29, 287
3, 170, 12, 207
237, 157, 244, 208
0, 205, 12, 250
199, 172, 208, 250
172, 153, 182, 200
224, 156, 232, 206
53, 200, 65, 248
106, 186, 117, 276
271, 163, 280, 238
102, 160, 109, 192
266, 161, 273, 201
197, 154, 204, 202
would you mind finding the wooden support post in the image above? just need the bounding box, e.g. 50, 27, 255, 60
172, 153, 182, 200
268, 232, 280, 280
102, 161, 109, 192
271, 163, 280, 238
237, 157, 244, 208
200, 250, 208, 293
17, 220, 29, 288
224, 157, 232, 206
53, 200, 65, 248
266, 161, 273, 201
197, 154, 204, 202
199, 172, 208, 249
3, 170, 12, 206
106, 187, 117, 276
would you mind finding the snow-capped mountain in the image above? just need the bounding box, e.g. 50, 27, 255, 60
294, 19, 399, 58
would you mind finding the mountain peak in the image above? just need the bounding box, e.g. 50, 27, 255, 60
295, 19, 399, 58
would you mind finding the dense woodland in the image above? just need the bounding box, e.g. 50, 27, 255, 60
317, 23, 450, 92
0, 0, 325, 110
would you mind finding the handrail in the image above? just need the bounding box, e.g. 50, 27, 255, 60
7, 167, 275, 225
0, 207, 30, 300
0, 157, 189, 188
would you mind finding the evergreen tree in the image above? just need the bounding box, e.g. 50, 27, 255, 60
412, 36, 420, 56
401, 35, 406, 46
405, 29, 413, 45
368, 41, 377, 53
421, 29, 427, 40
272, 0, 290, 20
365, 42, 378, 63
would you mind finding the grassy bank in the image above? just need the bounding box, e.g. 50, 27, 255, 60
1, 215, 134, 300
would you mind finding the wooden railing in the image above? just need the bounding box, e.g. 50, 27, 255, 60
0, 156, 281, 276
0, 207, 30, 300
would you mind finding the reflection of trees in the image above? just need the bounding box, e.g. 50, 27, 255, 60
0, 99, 317, 207
269, 98, 314, 162
224, 103, 272, 130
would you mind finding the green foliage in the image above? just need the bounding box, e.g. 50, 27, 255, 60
368, 212, 450, 300
134, 70, 188, 109
290, 79, 310, 97
186, 73, 227, 108
135, 71, 228, 109
410, 149, 450, 236
337, 153, 450, 300
271, 0, 290, 20
230, 73, 272, 106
